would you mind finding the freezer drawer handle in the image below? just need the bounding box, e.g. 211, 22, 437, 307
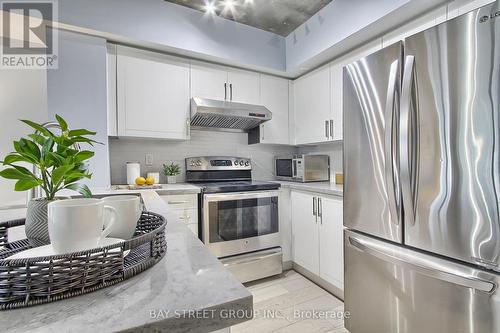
349, 236, 497, 294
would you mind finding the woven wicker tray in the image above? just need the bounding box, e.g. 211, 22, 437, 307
0, 211, 166, 310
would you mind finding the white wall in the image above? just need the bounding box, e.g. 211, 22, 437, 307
285, 0, 410, 71
57, 0, 286, 72
109, 131, 296, 184
0, 68, 48, 208
47, 30, 110, 188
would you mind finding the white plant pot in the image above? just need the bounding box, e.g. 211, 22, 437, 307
167, 175, 177, 184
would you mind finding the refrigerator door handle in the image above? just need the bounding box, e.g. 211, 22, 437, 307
384, 60, 401, 225
400, 55, 418, 226
348, 235, 497, 294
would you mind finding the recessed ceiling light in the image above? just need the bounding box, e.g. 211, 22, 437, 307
203, 1, 216, 15
222, 0, 235, 11
244, 0, 254, 4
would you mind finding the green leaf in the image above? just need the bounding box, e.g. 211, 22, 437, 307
2, 154, 33, 165
51, 165, 74, 185
0, 167, 33, 180
41, 137, 54, 157
74, 150, 94, 163
20, 119, 54, 137
47, 152, 65, 165
28, 133, 46, 146
64, 183, 92, 198
67, 129, 96, 137
14, 178, 42, 191
55, 114, 68, 132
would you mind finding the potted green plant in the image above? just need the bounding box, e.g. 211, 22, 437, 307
0, 115, 99, 246
162, 162, 181, 184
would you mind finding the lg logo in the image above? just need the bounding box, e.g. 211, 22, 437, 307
479, 10, 500, 23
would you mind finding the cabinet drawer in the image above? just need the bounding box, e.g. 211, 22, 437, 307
161, 194, 197, 210
167, 208, 198, 224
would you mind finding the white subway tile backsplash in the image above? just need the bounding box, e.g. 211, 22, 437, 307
110, 130, 344, 184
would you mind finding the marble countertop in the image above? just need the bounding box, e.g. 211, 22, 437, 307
0, 190, 252, 333
273, 181, 343, 197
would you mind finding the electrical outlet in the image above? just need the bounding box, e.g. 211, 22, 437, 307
145, 153, 154, 166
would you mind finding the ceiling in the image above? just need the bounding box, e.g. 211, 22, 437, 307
164, 0, 333, 36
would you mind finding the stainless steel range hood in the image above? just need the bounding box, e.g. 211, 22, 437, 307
190, 97, 271, 132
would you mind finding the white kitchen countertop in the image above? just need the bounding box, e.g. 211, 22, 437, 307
272, 181, 344, 197
0, 187, 252, 333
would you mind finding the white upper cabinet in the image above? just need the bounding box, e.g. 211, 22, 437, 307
106, 43, 117, 137
227, 69, 260, 104
293, 65, 331, 145
190, 62, 228, 101
447, 0, 496, 20
116, 46, 190, 140
191, 63, 260, 104
259, 75, 290, 145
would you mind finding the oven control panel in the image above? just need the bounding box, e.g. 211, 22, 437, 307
186, 156, 251, 171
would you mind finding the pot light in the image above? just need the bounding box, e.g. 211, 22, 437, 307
203, 1, 216, 15
244, 0, 254, 4
222, 0, 235, 11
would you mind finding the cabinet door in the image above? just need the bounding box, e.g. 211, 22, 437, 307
330, 38, 382, 141
319, 196, 344, 290
291, 191, 319, 275
259, 75, 289, 144
191, 62, 228, 100
117, 46, 190, 139
227, 69, 260, 104
293, 65, 330, 145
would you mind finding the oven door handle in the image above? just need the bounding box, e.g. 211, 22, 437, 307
203, 191, 280, 202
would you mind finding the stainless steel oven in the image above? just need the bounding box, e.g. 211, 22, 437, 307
202, 190, 280, 258
186, 156, 283, 283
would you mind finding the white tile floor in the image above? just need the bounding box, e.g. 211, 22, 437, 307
232, 270, 349, 333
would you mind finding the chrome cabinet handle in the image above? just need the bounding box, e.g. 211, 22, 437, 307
330, 120, 334, 139
317, 197, 322, 224
261, 124, 265, 141
312, 197, 317, 223
230, 83, 233, 100
325, 120, 329, 139
400, 55, 418, 226
224, 82, 227, 100
384, 59, 401, 226
168, 200, 189, 204
349, 235, 496, 294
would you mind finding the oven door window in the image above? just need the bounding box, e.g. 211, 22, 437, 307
276, 159, 293, 177
208, 196, 278, 243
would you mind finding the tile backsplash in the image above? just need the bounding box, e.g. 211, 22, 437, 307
109, 130, 343, 184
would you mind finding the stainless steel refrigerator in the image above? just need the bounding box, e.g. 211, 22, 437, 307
343, 2, 500, 333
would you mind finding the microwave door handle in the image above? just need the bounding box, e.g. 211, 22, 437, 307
400, 55, 417, 226
384, 59, 401, 226
292, 160, 297, 178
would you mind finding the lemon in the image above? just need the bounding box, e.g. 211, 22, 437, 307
145, 176, 155, 185
135, 176, 146, 185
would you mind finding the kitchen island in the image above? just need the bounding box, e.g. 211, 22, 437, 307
0, 187, 253, 333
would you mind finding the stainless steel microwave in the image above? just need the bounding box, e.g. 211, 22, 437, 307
275, 154, 330, 182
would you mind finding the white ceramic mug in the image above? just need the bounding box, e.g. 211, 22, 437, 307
101, 195, 142, 239
48, 198, 117, 254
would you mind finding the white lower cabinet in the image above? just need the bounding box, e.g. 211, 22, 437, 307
291, 191, 320, 274
319, 196, 344, 290
160, 194, 198, 236
291, 190, 343, 292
